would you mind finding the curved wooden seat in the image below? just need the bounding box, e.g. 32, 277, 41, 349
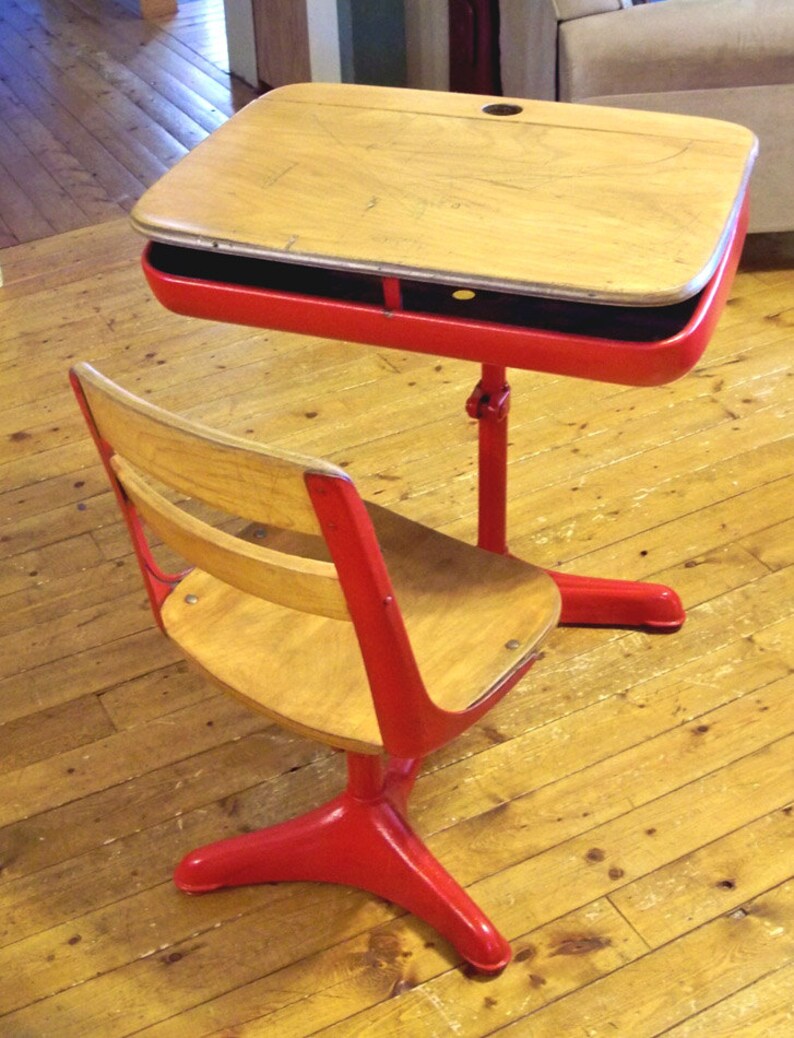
163, 505, 558, 754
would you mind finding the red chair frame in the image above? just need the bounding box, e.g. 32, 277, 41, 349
71, 365, 556, 972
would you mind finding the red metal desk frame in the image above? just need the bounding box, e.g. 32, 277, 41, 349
141, 197, 748, 632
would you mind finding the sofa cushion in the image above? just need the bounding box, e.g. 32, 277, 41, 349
560, 0, 794, 100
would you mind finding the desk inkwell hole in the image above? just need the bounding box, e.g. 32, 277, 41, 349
482, 103, 523, 117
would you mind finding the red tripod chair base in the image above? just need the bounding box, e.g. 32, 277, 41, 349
174, 753, 512, 974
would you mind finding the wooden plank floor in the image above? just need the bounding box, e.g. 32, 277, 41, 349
0, 0, 255, 248
1, 217, 793, 1036
1, 1, 794, 1034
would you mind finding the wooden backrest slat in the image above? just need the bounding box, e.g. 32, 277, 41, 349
76, 363, 346, 536
73, 363, 352, 621
113, 457, 350, 620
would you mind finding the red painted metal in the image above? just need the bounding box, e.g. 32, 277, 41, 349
467, 364, 511, 554
548, 570, 685, 630
175, 752, 512, 972
306, 471, 539, 758
382, 275, 403, 310
142, 199, 748, 390
461, 361, 689, 626
463, 362, 686, 626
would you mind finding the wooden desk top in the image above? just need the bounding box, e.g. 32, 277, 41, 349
131, 83, 757, 306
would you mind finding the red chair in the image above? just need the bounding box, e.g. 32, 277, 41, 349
71, 362, 561, 972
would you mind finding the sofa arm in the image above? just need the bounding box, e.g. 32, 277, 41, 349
559, 0, 794, 101
555, 0, 629, 19
498, 0, 626, 100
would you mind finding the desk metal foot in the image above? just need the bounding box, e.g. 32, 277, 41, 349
467, 365, 685, 632
547, 570, 685, 630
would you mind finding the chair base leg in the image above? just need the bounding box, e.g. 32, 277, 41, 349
174, 754, 511, 974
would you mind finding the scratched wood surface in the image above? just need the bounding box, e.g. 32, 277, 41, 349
1, 213, 793, 1036
131, 82, 757, 305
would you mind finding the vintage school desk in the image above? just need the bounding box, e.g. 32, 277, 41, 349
131, 83, 757, 631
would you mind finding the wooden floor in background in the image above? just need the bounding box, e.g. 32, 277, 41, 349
1, 216, 793, 1036
0, 0, 255, 248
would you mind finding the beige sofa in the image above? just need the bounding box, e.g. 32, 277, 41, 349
499, 0, 794, 232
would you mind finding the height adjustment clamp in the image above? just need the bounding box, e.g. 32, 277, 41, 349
465, 380, 511, 421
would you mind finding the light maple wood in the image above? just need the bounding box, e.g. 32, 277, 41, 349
131, 81, 757, 304
112, 455, 349, 620
663, 961, 794, 1038
75, 362, 339, 534
163, 507, 559, 752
